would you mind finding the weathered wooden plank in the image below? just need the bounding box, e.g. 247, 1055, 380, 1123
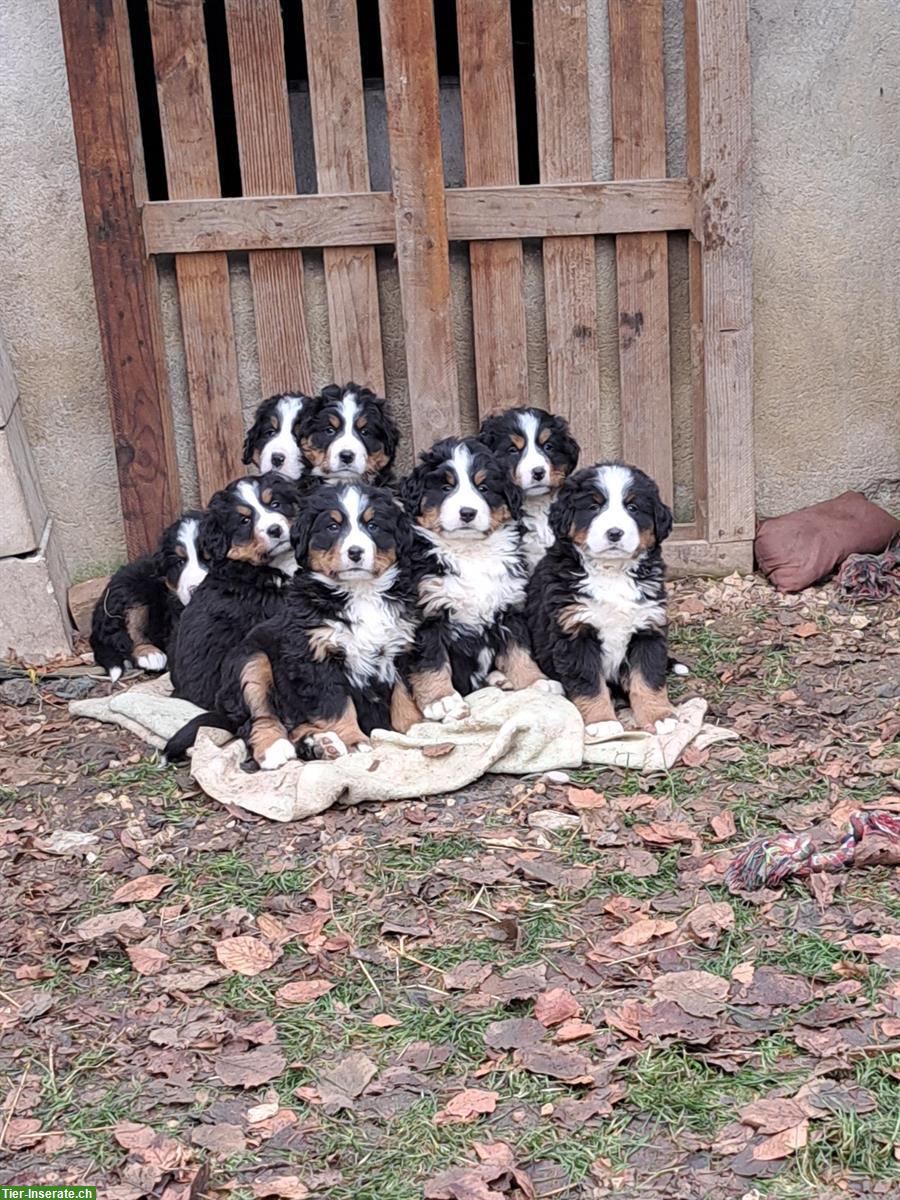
149, 0, 244, 498
142, 180, 695, 253
609, 0, 673, 503
226, 0, 312, 396
379, 0, 460, 450
303, 0, 384, 393
665, 536, 753, 578
59, 0, 181, 557
684, 0, 754, 545
684, 0, 708, 537
457, 0, 528, 413
533, 0, 599, 458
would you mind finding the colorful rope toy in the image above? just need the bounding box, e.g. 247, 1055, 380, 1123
726, 810, 900, 893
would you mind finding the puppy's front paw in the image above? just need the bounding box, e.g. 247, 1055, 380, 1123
584, 719, 625, 739
533, 678, 564, 695
311, 731, 348, 759
486, 670, 512, 690
136, 650, 167, 672
108, 666, 123, 683
423, 692, 470, 722
654, 716, 678, 736
350, 739, 373, 754
258, 737, 296, 771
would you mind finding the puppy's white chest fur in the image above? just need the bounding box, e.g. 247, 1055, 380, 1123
320, 581, 415, 688
420, 526, 525, 631
521, 495, 554, 573
571, 563, 665, 680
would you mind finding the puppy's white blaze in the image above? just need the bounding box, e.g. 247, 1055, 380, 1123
176, 517, 208, 606
327, 393, 367, 477
236, 479, 290, 550
515, 410, 552, 494
259, 395, 304, 478
438, 444, 491, 534
585, 464, 641, 557
339, 485, 376, 575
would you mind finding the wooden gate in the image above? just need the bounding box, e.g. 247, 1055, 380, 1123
60, 0, 753, 575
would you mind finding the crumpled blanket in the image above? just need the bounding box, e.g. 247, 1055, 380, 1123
70, 677, 736, 822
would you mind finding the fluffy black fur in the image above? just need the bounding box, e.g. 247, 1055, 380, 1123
166, 484, 421, 767
168, 474, 301, 710
526, 462, 676, 729
299, 382, 398, 484
398, 437, 553, 717
89, 509, 206, 680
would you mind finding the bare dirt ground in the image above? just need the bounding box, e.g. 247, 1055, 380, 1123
2, 574, 899, 1200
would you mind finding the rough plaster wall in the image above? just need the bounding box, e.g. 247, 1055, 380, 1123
0, 0, 124, 576
750, 0, 900, 516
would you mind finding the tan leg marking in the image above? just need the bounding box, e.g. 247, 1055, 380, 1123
290, 699, 368, 749
495, 643, 545, 689
240, 652, 289, 762
409, 666, 456, 710
125, 604, 160, 660
627, 672, 675, 731
573, 684, 617, 726
390, 680, 423, 733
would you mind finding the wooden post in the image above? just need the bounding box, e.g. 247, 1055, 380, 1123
58, 0, 181, 557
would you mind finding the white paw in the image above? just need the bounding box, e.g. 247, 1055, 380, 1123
672, 662, 690, 677
655, 717, 678, 736
312, 731, 348, 759
108, 666, 123, 683
136, 651, 167, 672
584, 720, 625, 739
486, 670, 512, 690
258, 738, 296, 771
423, 692, 469, 722
533, 678, 565, 695
350, 740, 373, 754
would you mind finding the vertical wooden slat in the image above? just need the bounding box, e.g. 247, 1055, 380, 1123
609, 0, 674, 503
379, 0, 460, 451
302, 0, 385, 393
457, 0, 528, 416
533, 0, 599, 458
684, 0, 707, 537
225, 0, 313, 397
59, 0, 181, 557
684, 0, 754, 545
149, 0, 244, 498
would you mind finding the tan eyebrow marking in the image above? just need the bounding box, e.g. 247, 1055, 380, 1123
268, 413, 279, 429
362, 506, 375, 522
328, 413, 341, 429
261, 488, 272, 505
510, 434, 525, 450
538, 427, 551, 444
329, 509, 343, 523
473, 469, 487, 485
443, 470, 455, 486
355, 416, 368, 430
237, 505, 253, 517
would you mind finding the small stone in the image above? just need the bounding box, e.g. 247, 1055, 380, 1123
47, 677, 96, 701
527, 810, 582, 833
544, 771, 570, 784
0, 678, 37, 706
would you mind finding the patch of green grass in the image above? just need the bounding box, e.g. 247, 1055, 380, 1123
756, 931, 848, 982
31, 1049, 141, 1169
166, 852, 312, 913
95, 759, 182, 802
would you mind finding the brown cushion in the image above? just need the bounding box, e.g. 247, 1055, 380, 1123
755, 492, 900, 592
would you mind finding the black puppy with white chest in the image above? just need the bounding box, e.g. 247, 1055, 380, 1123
479, 406, 579, 573
166, 483, 422, 768
526, 462, 676, 733
399, 437, 561, 722
169, 473, 300, 711
90, 510, 207, 681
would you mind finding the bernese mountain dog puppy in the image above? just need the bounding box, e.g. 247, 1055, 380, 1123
90, 510, 207, 682
242, 391, 308, 479
168, 473, 301, 711
165, 482, 422, 769
526, 461, 677, 734
399, 437, 562, 722
299, 382, 398, 484
479, 406, 580, 573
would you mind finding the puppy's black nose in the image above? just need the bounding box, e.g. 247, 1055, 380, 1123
270, 452, 285, 468
459, 507, 477, 524
606, 527, 624, 543
531, 466, 546, 481
347, 545, 364, 563
267, 524, 284, 538
338, 449, 356, 465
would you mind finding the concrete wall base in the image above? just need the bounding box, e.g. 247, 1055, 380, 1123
0, 520, 74, 664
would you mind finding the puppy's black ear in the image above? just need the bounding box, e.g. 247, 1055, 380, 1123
242, 416, 263, 466
397, 465, 426, 518
320, 383, 342, 405
549, 477, 577, 542
199, 503, 229, 563
549, 414, 580, 473
477, 412, 503, 451
502, 474, 524, 522
654, 492, 674, 543
289, 503, 316, 565
375, 394, 399, 466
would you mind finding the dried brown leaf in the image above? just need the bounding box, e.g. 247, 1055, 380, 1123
434, 1088, 499, 1125
215, 936, 281, 977
110, 874, 173, 904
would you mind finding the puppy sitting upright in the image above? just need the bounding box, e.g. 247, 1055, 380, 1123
399, 437, 561, 722
526, 462, 675, 733
90, 510, 207, 682
479, 406, 579, 573
169, 473, 300, 711
299, 382, 398, 484
166, 483, 421, 769
242, 392, 309, 479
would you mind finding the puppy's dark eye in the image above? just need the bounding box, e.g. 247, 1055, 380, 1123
264, 428, 278, 439
441, 482, 453, 493
324, 426, 337, 438
328, 521, 340, 532
506, 445, 519, 456
477, 483, 488, 494
626, 502, 638, 514
366, 520, 378, 532
240, 515, 251, 525
269, 500, 280, 510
